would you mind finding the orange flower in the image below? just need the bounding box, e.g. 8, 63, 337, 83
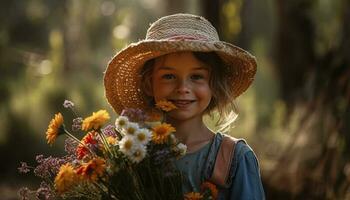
147, 111, 162, 122
82, 110, 110, 131
54, 163, 79, 194
76, 157, 106, 182
155, 100, 177, 112
184, 192, 203, 200
152, 123, 176, 144
201, 181, 218, 200
46, 113, 64, 145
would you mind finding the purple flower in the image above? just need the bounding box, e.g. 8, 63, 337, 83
64, 155, 76, 163
64, 137, 78, 155
36, 155, 44, 163
121, 108, 147, 123
34, 156, 67, 179
63, 100, 74, 108
102, 124, 117, 137
18, 162, 31, 174
87, 143, 102, 155
72, 117, 83, 131
36, 182, 55, 200
18, 187, 31, 200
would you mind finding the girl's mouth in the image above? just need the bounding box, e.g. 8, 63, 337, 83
170, 100, 196, 108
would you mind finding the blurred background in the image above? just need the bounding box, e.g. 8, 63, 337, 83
0, 0, 349, 199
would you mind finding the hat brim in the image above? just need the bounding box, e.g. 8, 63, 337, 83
104, 39, 257, 114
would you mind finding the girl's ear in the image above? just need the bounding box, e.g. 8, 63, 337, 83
143, 76, 154, 96
144, 85, 153, 96
140, 57, 159, 97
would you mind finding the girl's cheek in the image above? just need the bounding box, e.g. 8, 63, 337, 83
196, 85, 212, 96
152, 83, 174, 98
194, 81, 210, 90
153, 80, 168, 90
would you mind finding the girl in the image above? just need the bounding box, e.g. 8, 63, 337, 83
104, 13, 265, 199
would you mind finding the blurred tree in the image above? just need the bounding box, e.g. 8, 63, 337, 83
202, 0, 223, 36
0, 0, 117, 183
165, 0, 186, 14
269, 0, 350, 199
275, 0, 316, 110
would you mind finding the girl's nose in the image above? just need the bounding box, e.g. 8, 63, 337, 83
176, 79, 190, 94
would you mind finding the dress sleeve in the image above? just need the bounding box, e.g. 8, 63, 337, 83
227, 142, 265, 200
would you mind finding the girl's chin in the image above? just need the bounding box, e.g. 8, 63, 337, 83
167, 111, 200, 122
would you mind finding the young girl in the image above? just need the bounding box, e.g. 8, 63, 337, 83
104, 13, 265, 199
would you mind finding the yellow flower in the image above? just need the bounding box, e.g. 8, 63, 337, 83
54, 164, 79, 194
106, 136, 117, 145
76, 157, 106, 182
184, 192, 203, 200
46, 113, 64, 145
152, 123, 176, 144
82, 110, 110, 131
155, 100, 177, 112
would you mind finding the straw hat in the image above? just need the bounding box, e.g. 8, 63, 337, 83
104, 13, 257, 114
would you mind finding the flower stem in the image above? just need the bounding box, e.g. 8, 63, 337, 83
96, 130, 114, 158
63, 128, 96, 157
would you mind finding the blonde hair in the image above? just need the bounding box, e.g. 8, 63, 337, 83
139, 51, 238, 132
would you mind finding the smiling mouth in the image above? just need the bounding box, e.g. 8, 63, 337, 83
169, 100, 196, 107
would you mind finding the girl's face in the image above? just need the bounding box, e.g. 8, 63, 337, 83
151, 51, 212, 121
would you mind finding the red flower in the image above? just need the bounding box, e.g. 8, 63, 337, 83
76, 132, 98, 159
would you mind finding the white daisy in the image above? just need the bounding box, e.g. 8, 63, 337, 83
129, 144, 147, 163
176, 143, 187, 156
115, 116, 129, 131
135, 128, 152, 145
125, 122, 139, 136
118, 135, 136, 156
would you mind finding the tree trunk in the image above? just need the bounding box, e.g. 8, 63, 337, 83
201, 0, 223, 37
275, 0, 316, 109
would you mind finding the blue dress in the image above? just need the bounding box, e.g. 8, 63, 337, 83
174, 133, 265, 199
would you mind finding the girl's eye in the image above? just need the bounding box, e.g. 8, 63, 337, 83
161, 74, 176, 80
191, 74, 204, 80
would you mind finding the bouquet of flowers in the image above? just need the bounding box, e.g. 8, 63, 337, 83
18, 100, 219, 200
18, 100, 186, 200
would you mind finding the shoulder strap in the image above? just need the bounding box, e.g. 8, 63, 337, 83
209, 134, 240, 188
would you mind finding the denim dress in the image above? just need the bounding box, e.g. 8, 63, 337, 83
174, 133, 265, 199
